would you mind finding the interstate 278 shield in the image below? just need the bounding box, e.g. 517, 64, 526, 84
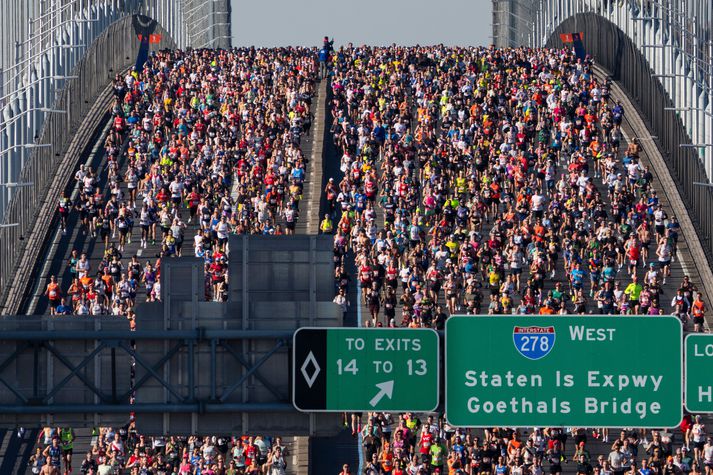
513, 326, 556, 360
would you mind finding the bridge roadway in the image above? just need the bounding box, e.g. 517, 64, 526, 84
343, 67, 713, 473
26, 100, 323, 315
3, 77, 357, 474
365, 72, 709, 330
3, 68, 713, 475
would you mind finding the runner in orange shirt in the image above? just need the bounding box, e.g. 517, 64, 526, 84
381, 443, 394, 473
691, 293, 706, 333
539, 302, 555, 315
45, 276, 61, 316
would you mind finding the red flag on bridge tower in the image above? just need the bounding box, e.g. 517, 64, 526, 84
137, 33, 162, 44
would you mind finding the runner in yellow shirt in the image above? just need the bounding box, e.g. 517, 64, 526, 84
624, 275, 643, 314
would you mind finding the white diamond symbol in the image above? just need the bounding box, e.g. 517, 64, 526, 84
300, 351, 321, 388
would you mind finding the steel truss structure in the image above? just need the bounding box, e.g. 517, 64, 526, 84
0, 329, 293, 415
0, 241, 341, 433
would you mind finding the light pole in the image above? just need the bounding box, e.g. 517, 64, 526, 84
0, 108, 67, 132
0, 182, 34, 189
1, 143, 52, 153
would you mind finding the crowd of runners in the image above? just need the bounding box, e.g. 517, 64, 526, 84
44, 44, 707, 327
319, 44, 709, 474
29, 426, 289, 475
339, 412, 713, 475
35, 39, 713, 475
38, 46, 316, 475
323, 44, 706, 329
48, 46, 317, 316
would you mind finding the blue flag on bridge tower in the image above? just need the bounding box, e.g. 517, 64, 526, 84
132, 15, 159, 72
135, 34, 150, 71
571, 32, 586, 62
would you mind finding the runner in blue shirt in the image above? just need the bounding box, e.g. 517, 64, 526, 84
571, 262, 587, 291
43, 438, 62, 467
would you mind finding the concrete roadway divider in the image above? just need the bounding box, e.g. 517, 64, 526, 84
286, 436, 309, 475
296, 79, 328, 236
285, 77, 329, 473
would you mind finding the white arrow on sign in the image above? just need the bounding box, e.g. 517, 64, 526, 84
369, 380, 394, 407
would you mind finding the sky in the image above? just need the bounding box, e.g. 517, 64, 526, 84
231, 0, 493, 48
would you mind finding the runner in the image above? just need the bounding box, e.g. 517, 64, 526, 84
45, 276, 61, 316
60, 427, 75, 474
691, 293, 706, 333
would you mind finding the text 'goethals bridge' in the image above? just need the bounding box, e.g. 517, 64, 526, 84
4, 290, 713, 436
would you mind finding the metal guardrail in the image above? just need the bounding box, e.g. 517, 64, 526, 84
0, 15, 176, 314
0, 2, 232, 311
542, 12, 713, 295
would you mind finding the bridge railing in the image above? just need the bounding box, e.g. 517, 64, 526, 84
0, 15, 175, 315
543, 13, 713, 302
494, 0, 712, 181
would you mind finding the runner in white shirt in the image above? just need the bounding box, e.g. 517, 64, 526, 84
691, 416, 706, 462
216, 217, 230, 249
702, 437, 713, 472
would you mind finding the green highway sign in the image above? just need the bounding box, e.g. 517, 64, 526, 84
685, 334, 713, 413
446, 316, 682, 428
293, 328, 439, 412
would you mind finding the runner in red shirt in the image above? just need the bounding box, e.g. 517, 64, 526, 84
243, 436, 258, 467
418, 426, 434, 462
